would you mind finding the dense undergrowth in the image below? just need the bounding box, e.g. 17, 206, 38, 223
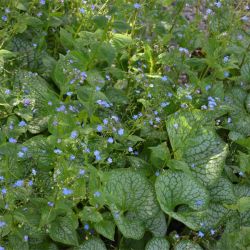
0, 0, 250, 249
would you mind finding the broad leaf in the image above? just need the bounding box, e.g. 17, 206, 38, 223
74, 238, 107, 250
167, 109, 228, 186
145, 237, 170, 250
49, 216, 79, 246
104, 169, 160, 239
174, 240, 203, 250
155, 170, 210, 230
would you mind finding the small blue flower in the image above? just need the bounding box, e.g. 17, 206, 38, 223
79, 8, 85, 14
155, 171, 160, 176
5, 8, 10, 13
94, 150, 100, 156
23, 98, 31, 107
1, 188, 7, 195
40, 0, 46, 5
195, 200, 203, 207
107, 157, 112, 164
5, 89, 11, 95
28, 180, 33, 186
17, 151, 24, 158
79, 169, 85, 175
62, 188, 73, 195
103, 118, 108, 125
97, 125, 103, 132
210, 229, 216, 235
54, 149, 62, 154
96, 86, 101, 91
0, 176, 4, 181
134, 3, 141, 9
118, 128, 124, 136
224, 71, 229, 78
0, 221, 6, 228
94, 191, 101, 197
48, 201, 54, 207
9, 138, 17, 143
128, 147, 133, 152
84, 224, 89, 230
161, 102, 169, 107
162, 76, 168, 81
198, 231, 205, 238
214, 1, 221, 8
22, 146, 28, 152
32, 169, 37, 175
13, 180, 24, 187
241, 16, 249, 22
0, 246, 5, 250
70, 131, 78, 139
107, 137, 114, 143
205, 85, 211, 91
24, 235, 29, 242
66, 91, 73, 96
2, 15, 7, 22
48, 101, 52, 106
70, 154, 76, 161
223, 56, 229, 63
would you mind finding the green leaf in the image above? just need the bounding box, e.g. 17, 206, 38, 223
104, 169, 160, 239
209, 177, 236, 204
49, 216, 79, 246
60, 28, 75, 49
111, 34, 133, 50
79, 206, 103, 223
74, 238, 107, 250
94, 218, 116, 241
149, 142, 171, 168
92, 15, 108, 29
226, 197, 250, 213
0, 49, 16, 58
155, 170, 209, 230
145, 211, 167, 237
166, 109, 228, 186
174, 240, 203, 250
145, 237, 170, 250
94, 42, 116, 66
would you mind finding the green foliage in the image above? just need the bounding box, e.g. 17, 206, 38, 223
0, 0, 250, 249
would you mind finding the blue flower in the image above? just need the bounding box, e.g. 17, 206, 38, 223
28, 180, 33, 186
195, 200, 203, 207
223, 56, 229, 63
224, 71, 229, 78
155, 171, 160, 176
103, 118, 108, 125
1, 188, 7, 195
22, 146, 28, 152
0, 246, 4, 250
0, 221, 6, 228
210, 229, 216, 235
84, 224, 89, 230
62, 188, 73, 195
97, 125, 103, 132
118, 128, 124, 136
79, 8, 85, 14
107, 137, 114, 143
70, 154, 76, 160
0, 176, 4, 181
2, 15, 7, 22
54, 149, 62, 154
70, 131, 78, 139
40, 0, 46, 5
134, 3, 141, 9
107, 157, 112, 164
23, 98, 31, 107
17, 151, 24, 158
128, 147, 133, 152
47, 201, 54, 207
24, 235, 29, 242
79, 169, 85, 175
94, 191, 101, 197
13, 180, 24, 187
9, 138, 17, 143
162, 76, 168, 81
198, 231, 205, 238
5, 89, 11, 95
